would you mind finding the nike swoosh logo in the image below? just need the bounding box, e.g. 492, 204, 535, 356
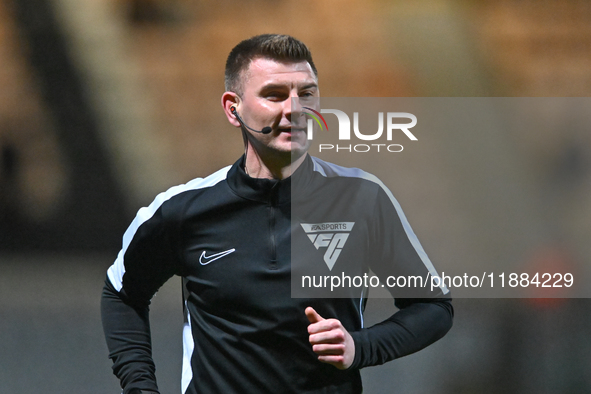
199, 248, 236, 265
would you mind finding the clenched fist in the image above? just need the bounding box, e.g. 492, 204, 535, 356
305, 307, 355, 370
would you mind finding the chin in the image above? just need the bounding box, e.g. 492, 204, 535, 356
289, 145, 309, 161
289, 137, 310, 152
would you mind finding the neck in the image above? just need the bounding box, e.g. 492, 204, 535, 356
244, 147, 307, 180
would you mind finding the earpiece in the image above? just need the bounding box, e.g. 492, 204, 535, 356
230, 106, 272, 134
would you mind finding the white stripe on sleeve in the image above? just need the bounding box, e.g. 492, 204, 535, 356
107, 166, 231, 291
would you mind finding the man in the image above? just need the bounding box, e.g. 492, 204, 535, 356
102, 34, 453, 394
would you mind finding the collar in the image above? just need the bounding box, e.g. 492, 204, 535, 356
226, 154, 313, 204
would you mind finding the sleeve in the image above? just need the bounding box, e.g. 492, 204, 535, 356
348, 185, 453, 369
101, 199, 181, 394
349, 298, 453, 368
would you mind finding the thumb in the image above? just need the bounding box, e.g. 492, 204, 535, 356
305, 307, 325, 324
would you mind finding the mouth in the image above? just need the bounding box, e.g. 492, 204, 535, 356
279, 127, 306, 133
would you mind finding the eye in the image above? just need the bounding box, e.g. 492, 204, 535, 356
265, 92, 287, 101
299, 87, 317, 97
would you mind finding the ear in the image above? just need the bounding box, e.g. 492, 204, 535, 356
221, 92, 241, 128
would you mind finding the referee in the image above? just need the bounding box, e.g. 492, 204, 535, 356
101, 34, 453, 394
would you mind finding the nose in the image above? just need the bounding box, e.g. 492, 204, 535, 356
284, 90, 303, 122
284, 92, 297, 121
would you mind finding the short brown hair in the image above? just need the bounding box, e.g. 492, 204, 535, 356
225, 34, 317, 95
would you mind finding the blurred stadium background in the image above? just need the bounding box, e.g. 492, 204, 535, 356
1, 0, 590, 393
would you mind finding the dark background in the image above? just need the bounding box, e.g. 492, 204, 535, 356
1, 0, 590, 393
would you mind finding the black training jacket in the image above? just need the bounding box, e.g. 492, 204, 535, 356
101, 154, 453, 394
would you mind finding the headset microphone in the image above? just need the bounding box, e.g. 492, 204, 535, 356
231, 107, 273, 134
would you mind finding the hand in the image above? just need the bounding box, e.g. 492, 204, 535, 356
305, 307, 355, 370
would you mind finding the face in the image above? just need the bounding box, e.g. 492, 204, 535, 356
227, 57, 319, 162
